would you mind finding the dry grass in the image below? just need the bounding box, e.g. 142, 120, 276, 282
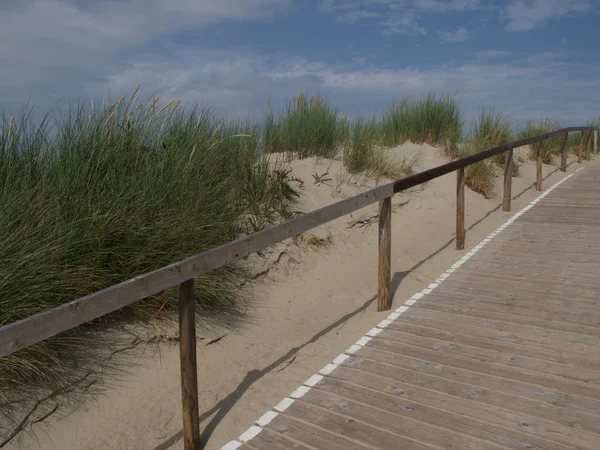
371, 148, 423, 181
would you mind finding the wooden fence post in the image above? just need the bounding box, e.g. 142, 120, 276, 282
578, 130, 584, 164
503, 149, 513, 212
378, 197, 392, 312
585, 130, 592, 161
560, 132, 568, 172
456, 168, 465, 250
178, 279, 201, 450
536, 140, 543, 191
594, 130, 598, 155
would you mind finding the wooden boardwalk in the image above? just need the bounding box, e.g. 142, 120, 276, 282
229, 166, 600, 450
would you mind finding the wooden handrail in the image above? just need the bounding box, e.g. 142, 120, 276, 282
0, 125, 594, 449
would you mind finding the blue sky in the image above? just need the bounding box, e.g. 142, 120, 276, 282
1, 0, 599, 126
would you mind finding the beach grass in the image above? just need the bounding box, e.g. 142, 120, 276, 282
263, 93, 341, 158
458, 109, 514, 197
378, 93, 463, 152
517, 118, 562, 163
0, 91, 301, 390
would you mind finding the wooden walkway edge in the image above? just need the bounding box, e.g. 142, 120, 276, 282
223, 166, 600, 450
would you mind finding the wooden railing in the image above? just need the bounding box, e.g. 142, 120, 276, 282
0, 126, 595, 449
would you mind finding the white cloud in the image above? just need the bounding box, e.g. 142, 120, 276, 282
439, 26, 474, 42
505, 0, 592, 31
475, 50, 513, 58
319, 0, 479, 35
381, 10, 427, 35
335, 10, 383, 22
89, 47, 600, 126
411, 0, 480, 12
0, 0, 291, 108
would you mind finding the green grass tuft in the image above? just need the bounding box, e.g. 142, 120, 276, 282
456, 108, 515, 197
0, 91, 300, 391
378, 93, 463, 152
517, 118, 562, 164
343, 116, 377, 173
263, 93, 341, 158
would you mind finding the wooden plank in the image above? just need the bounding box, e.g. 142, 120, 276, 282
178, 279, 201, 450
468, 249, 600, 266
467, 249, 600, 268
365, 336, 600, 400
444, 273, 600, 300
452, 253, 600, 270
441, 275, 600, 301
281, 400, 437, 450
266, 414, 370, 450
372, 328, 600, 385
536, 139, 543, 191
300, 388, 509, 450
405, 307, 600, 349
313, 375, 577, 450
389, 313, 600, 361
561, 131, 569, 172
443, 265, 600, 287
456, 167, 465, 250
246, 427, 314, 450
503, 148, 512, 211
412, 301, 600, 337
331, 362, 600, 450
378, 197, 391, 312
441, 273, 600, 301
441, 269, 600, 292
345, 346, 600, 417
385, 321, 600, 370
465, 243, 600, 260
425, 285, 600, 313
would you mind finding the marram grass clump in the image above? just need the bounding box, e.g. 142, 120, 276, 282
378, 93, 462, 153
0, 91, 300, 392
458, 109, 515, 197
263, 93, 341, 158
517, 118, 562, 164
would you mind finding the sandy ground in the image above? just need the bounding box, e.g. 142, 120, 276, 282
5, 144, 593, 450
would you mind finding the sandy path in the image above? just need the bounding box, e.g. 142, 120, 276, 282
6, 145, 592, 450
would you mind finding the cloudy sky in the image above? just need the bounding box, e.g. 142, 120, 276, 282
1, 0, 599, 126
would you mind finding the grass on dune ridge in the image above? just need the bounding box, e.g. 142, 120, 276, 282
263, 93, 341, 158
343, 93, 462, 177
378, 93, 463, 150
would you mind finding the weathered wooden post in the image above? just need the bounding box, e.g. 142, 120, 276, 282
456, 167, 465, 250
503, 149, 513, 212
378, 197, 392, 312
594, 129, 598, 155
560, 132, 568, 172
178, 279, 201, 450
578, 130, 584, 164
585, 130, 592, 161
536, 140, 543, 191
